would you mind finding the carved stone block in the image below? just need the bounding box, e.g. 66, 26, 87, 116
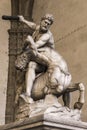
0, 114, 87, 130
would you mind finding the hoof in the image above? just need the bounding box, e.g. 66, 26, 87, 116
74, 102, 83, 110
79, 83, 85, 91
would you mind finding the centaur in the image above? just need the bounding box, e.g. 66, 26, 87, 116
2, 15, 84, 109
17, 35, 85, 110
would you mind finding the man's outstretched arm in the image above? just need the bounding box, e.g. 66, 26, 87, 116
18, 15, 36, 30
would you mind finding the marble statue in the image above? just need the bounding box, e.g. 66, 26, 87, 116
15, 14, 55, 104
15, 14, 85, 121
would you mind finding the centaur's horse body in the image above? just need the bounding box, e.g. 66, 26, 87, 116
31, 47, 71, 100
30, 47, 84, 108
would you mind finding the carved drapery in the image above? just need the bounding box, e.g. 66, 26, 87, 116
5, 0, 34, 123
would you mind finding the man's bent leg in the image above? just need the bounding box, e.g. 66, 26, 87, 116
26, 61, 37, 96
21, 61, 37, 103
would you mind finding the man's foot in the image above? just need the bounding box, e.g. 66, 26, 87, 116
20, 93, 34, 104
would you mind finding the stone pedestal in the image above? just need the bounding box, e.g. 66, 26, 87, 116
0, 114, 87, 130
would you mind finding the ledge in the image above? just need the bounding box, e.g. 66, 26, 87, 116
0, 114, 87, 130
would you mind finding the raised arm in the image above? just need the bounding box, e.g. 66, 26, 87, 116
18, 15, 36, 30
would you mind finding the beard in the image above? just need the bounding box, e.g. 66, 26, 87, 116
40, 26, 48, 33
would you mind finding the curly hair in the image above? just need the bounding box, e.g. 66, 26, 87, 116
41, 14, 54, 24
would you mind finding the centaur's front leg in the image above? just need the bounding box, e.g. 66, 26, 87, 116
64, 83, 85, 109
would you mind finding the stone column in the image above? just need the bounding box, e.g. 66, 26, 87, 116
5, 0, 34, 123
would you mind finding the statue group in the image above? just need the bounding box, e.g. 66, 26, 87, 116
15, 14, 85, 121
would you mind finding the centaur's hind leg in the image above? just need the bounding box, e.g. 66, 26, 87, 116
62, 92, 71, 108
63, 83, 85, 109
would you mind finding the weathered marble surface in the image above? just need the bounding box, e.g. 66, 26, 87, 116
15, 94, 83, 121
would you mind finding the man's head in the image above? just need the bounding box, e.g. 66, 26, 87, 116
40, 14, 54, 32
41, 14, 54, 25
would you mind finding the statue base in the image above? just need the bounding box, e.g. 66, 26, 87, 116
2, 94, 85, 130
15, 94, 82, 121
0, 114, 87, 130
15, 94, 62, 120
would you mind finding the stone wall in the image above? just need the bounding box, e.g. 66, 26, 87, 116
0, 0, 11, 124
32, 0, 87, 122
